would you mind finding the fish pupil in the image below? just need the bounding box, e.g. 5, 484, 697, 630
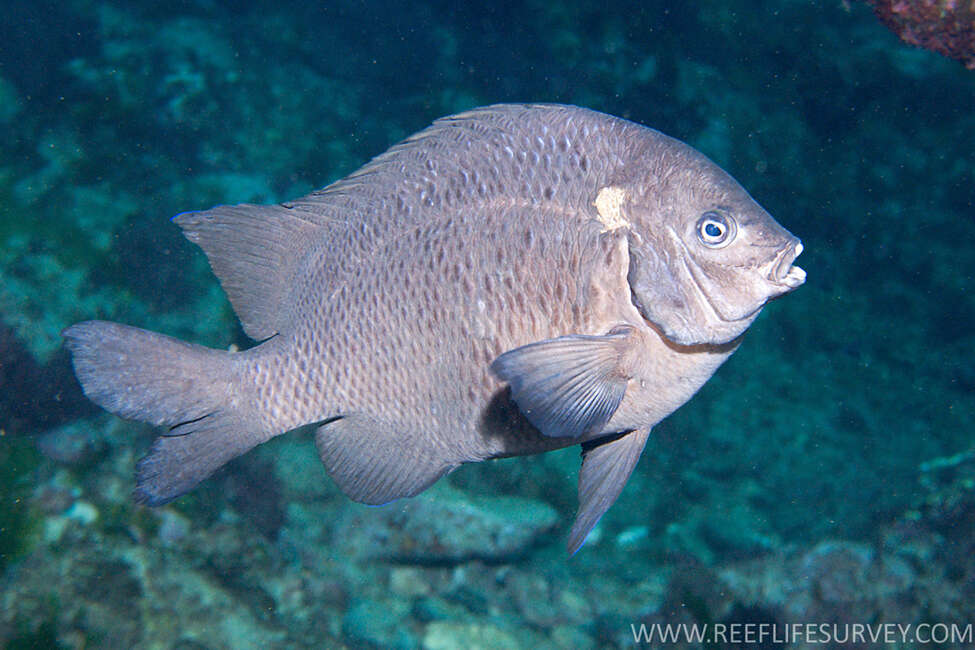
705, 222, 722, 238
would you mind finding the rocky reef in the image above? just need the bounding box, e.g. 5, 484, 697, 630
3, 437, 973, 647
866, 0, 975, 69
1, 0, 974, 647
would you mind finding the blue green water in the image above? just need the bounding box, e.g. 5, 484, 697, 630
2, 1, 973, 647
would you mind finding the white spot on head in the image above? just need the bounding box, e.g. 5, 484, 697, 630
594, 186, 629, 232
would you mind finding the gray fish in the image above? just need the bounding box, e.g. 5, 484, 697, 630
63, 104, 805, 553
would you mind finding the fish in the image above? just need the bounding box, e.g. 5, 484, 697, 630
63, 104, 805, 554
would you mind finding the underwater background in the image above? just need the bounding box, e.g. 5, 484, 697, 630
1, 0, 973, 647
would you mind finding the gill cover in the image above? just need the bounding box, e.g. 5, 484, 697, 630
626, 205, 803, 347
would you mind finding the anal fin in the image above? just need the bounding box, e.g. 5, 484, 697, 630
490, 326, 636, 439
567, 428, 651, 555
315, 414, 455, 505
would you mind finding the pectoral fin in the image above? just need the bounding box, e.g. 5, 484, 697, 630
490, 326, 635, 439
567, 428, 651, 555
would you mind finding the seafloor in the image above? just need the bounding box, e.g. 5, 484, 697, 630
1, 1, 973, 648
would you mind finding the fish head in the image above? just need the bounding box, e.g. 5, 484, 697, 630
623, 141, 805, 346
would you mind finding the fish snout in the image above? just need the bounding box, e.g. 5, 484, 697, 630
769, 239, 806, 290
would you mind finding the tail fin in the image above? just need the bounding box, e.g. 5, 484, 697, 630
63, 320, 264, 505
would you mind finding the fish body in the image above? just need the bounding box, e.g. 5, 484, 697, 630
64, 104, 804, 553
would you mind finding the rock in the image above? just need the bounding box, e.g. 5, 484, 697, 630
36, 420, 108, 466
866, 0, 975, 70
551, 624, 596, 650
411, 596, 470, 623
333, 484, 558, 564
422, 621, 521, 650
156, 510, 191, 547
342, 599, 417, 650
798, 541, 875, 603
390, 567, 433, 598
0, 526, 289, 649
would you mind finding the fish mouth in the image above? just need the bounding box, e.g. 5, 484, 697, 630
768, 240, 806, 291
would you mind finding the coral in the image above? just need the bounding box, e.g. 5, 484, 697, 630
867, 0, 975, 69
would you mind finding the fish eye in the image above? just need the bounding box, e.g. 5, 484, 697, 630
696, 211, 736, 249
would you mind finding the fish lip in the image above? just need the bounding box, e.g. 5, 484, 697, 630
768, 240, 806, 290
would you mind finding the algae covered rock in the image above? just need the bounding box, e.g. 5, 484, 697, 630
343, 598, 417, 649
333, 484, 558, 564
422, 621, 523, 650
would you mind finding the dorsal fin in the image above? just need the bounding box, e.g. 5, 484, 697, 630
174, 204, 325, 341
281, 104, 612, 218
